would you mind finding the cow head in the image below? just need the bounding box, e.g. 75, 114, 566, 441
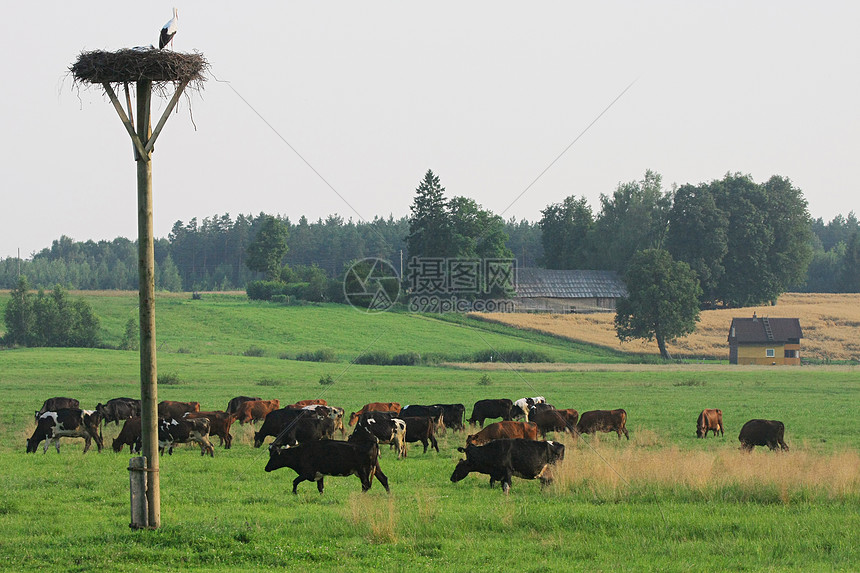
26, 438, 41, 453
112, 438, 125, 453
348, 412, 360, 426
450, 459, 472, 483
253, 431, 265, 449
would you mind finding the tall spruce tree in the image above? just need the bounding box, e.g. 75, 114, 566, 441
407, 170, 452, 260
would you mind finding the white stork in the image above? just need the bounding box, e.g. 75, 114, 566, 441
159, 8, 178, 50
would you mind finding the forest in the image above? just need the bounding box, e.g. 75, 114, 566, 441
0, 171, 857, 297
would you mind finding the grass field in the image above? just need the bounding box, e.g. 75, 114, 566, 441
0, 293, 859, 571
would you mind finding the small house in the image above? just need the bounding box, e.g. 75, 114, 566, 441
513, 268, 627, 313
728, 313, 802, 365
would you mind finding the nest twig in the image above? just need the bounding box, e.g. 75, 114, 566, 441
70, 49, 208, 93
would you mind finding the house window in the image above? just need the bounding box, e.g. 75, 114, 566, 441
785, 349, 798, 359
766, 348, 775, 358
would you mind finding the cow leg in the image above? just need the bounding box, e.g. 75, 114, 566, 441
373, 462, 390, 492
421, 438, 428, 454
292, 476, 306, 494
317, 478, 325, 494
225, 433, 232, 449
779, 440, 789, 452
430, 434, 439, 453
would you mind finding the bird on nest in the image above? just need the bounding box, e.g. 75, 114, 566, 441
159, 8, 178, 50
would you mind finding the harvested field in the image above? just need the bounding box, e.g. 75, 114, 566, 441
473, 293, 860, 361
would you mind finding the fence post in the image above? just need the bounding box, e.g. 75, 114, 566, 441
128, 456, 149, 529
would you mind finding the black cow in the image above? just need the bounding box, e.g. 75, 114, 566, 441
226, 396, 262, 416
95, 398, 141, 426
352, 412, 407, 458
254, 407, 324, 448
400, 416, 439, 455
112, 416, 142, 453
467, 398, 514, 428
274, 416, 335, 447
399, 405, 444, 430
27, 408, 103, 454
264, 438, 390, 494
432, 403, 466, 432
158, 417, 214, 457
738, 419, 789, 452
35, 397, 79, 422
450, 438, 565, 493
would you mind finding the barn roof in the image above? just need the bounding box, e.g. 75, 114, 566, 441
514, 268, 627, 299
728, 315, 803, 344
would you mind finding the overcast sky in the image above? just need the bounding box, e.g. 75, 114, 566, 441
2, 2, 858, 259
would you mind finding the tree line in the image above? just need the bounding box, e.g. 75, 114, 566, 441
1, 171, 857, 298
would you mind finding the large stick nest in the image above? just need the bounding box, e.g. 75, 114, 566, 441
70, 49, 208, 91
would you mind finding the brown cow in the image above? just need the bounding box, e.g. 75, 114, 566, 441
235, 399, 280, 425
184, 410, 237, 448
576, 409, 629, 440
112, 416, 142, 453
348, 402, 401, 426
288, 399, 328, 408
697, 409, 724, 438
465, 421, 540, 446
531, 408, 579, 438
157, 400, 200, 419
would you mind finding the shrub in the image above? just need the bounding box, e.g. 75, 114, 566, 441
257, 378, 281, 387
354, 350, 392, 365
319, 374, 335, 386
295, 348, 338, 363
469, 349, 551, 363
244, 346, 266, 357
158, 372, 180, 385
119, 317, 139, 351
176, 347, 192, 354
390, 352, 421, 366
478, 374, 492, 386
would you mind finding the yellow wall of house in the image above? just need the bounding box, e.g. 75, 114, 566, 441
736, 344, 801, 365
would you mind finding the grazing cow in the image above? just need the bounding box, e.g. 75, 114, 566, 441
352, 413, 407, 458
158, 417, 214, 457
184, 410, 236, 448
400, 416, 439, 455
697, 409, 725, 438
529, 403, 556, 418
576, 409, 629, 440
265, 437, 390, 494
274, 416, 335, 447
95, 398, 141, 426
465, 421, 540, 446
157, 400, 200, 420
254, 407, 324, 448
432, 403, 466, 432
512, 396, 547, 422
226, 396, 261, 416
235, 399, 281, 425
35, 397, 79, 422
112, 416, 142, 453
467, 399, 513, 428
531, 408, 579, 438
451, 438, 565, 493
27, 408, 103, 454
738, 419, 789, 452
399, 405, 445, 430
348, 402, 401, 426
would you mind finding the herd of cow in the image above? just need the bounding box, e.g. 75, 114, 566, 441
26, 395, 790, 494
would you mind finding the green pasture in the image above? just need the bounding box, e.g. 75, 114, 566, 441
0, 295, 858, 571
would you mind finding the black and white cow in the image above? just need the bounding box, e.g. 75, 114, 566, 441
512, 396, 547, 422
157, 417, 214, 457
450, 438, 565, 493
95, 397, 141, 426
398, 405, 445, 431
351, 412, 407, 458
27, 408, 103, 454
264, 437, 390, 494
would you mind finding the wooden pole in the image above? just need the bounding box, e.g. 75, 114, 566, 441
136, 78, 160, 529
128, 457, 149, 529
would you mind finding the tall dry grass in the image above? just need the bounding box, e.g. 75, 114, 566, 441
477, 293, 860, 361
347, 493, 398, 543
552, 437, 860, 502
